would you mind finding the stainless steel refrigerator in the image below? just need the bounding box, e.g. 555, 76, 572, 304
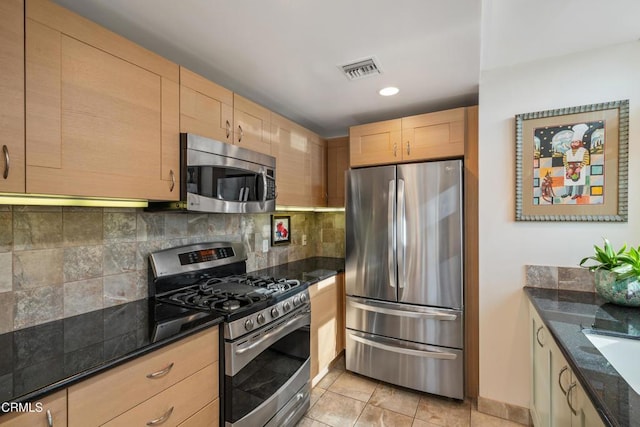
345, 159, 464, 400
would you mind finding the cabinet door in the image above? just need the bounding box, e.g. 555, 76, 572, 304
349, 119, 401, 167
570, 380, 605, 427
309, 134, 327, 206
336, 273, 345, 353
402, 107, 465, 161
180, 67, 233, 144
310, 276, 338, 384
0, 0, 25, 193
270, 113, 309, 206
530, 304, 551, 427
26, 0, 179, 201
0, 390, 67, 427
327, 137, 349, 207
550, 339, 572, 427
233, 94, 271, 155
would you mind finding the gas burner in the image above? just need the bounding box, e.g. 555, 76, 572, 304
221, 300, 241, 311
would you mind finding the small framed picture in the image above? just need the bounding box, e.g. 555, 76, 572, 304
271, 215, 291, 246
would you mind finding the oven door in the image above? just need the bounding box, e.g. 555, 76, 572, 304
224, 307, 310, 427
185, 148, 276, 214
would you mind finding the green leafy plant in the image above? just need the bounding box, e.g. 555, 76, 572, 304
580, 238, 640, 280
579, 238, 626, 271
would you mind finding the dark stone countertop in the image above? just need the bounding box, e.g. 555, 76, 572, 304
252, 256, 345, 284
525, 287, 640, 427
0, 256, 344, 412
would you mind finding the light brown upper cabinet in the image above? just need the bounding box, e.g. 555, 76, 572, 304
270, 113, 310, 206
180, 67, 234, 144
233, 94, 271, 156
326, 137, 349, 207
308, 132, 327, 206
0, 0, 25, 193
349, 107, 467, 167
349, 119, 401, 167
26, 0, 180, 201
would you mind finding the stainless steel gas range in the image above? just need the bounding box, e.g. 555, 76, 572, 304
148, 242, 311, 427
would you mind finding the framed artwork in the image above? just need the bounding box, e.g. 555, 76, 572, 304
515, 99, 629, 222
271, 215, 291, 245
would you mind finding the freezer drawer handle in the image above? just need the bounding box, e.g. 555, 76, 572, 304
350, 333, 457, 360
349, 300, 457, 321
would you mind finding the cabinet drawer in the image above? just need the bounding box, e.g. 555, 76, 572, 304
0, 390, 67, 427
68, 328, 218, 427
103, 362, 218, 427
177, 399, 219, 427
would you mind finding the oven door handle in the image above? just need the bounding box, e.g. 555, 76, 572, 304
235, 309, 310, 356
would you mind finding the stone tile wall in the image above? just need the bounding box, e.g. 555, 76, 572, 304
525, 265, 595, 292
0, 206, 345, 333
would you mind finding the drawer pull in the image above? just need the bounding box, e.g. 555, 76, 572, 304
558, 366, 569, 395
146, 362, 174, 379
535, 326, 544, 347
146, 406, 174, 426
46, 409, 53, 427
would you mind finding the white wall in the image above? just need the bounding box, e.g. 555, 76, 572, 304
478, 41, 640, 408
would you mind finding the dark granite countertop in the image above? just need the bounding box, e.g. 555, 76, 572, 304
525, 287, 640, 427
0, 256, 344, 411
252, 256, 345, 284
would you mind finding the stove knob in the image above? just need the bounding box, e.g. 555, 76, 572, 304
300, 293, 308, 304
293, 296, 301, 306
283, 301, 291, 312
271, 307, 279, 318
256, 313, 266, 325
244, 319, 254, 331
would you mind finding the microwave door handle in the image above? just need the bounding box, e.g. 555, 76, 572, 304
262, 170, 268, 203
244, 187, 250, 201
238, 187, 245, 202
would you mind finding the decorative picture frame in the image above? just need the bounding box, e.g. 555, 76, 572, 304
271, 215, 291, 245
515, 99, 629, 222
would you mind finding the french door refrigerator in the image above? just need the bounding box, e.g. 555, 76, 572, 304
345, 159, 464, 400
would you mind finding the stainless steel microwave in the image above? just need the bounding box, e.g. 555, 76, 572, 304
148, 133, 276, 213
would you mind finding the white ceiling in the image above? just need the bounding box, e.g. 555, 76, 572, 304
51, 0, 640, 138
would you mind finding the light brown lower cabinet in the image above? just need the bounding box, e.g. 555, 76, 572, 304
0, 390, 67, 427
310, 273, 345, 385
68, 328, 219, 427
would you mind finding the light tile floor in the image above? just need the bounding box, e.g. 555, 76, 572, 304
297, 356, 525, 427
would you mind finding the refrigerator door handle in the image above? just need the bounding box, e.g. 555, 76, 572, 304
388, 180, 396, 289
397, 178, 406, 289
349, 333, 457, 360
348, 299, 457, 321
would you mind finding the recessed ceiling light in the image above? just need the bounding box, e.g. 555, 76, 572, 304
379, 87, 399, 96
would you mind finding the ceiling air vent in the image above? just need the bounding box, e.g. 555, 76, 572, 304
339, 57, 382, 81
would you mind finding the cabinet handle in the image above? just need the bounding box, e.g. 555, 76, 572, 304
406, 141, 411, 155
238, 125, 243, 143
566, 383, 577, 415
169, 170, 175, 192
46, 409, 53, 427
558, 366, 569, 395
2, 145, 9, 179
393, 142, 398, 157
146, 406, 174, 426
226, 120, 231, 139
535, 326, 544, 347
146, 362, 174, 379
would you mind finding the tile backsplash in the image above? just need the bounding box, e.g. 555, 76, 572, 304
0, 206, 345, 333
525, 264, 595, 292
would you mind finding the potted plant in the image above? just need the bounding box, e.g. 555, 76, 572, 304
580, 238, 640, 307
